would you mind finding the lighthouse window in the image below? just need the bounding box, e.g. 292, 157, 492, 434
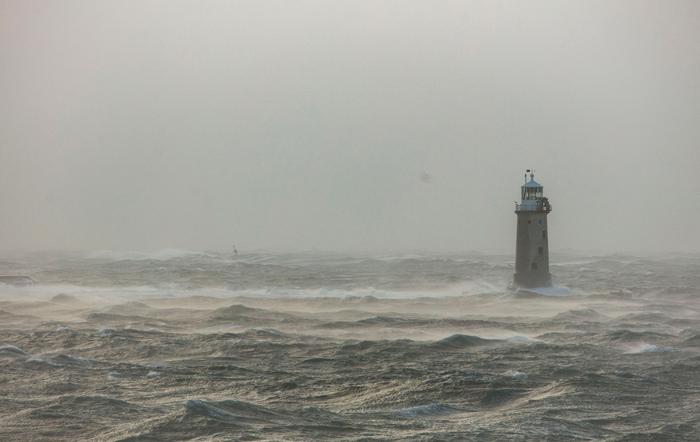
542, 230, 547, 239
538, 247, 544, 255
531, 262, 538, 270
538, 219, 542, 225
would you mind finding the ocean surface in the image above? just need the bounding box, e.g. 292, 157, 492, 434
1, 250, 699, 440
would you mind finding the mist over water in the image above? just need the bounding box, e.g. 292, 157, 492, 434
2, 249, 699, 299
1, 0, 700, 440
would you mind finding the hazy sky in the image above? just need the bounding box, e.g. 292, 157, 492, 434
1, 1, 699, 253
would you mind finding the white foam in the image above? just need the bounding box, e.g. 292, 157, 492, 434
505, 370, 528, 380
517, 286, 573, 297
625, 343, 674, 354
97, 327, 114, 337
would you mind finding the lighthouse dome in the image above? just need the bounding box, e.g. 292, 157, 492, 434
519, 172, 547, 208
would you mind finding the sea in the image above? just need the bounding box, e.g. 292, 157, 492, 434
0, 250, 699, 440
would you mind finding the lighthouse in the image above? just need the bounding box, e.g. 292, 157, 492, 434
513, 170, 552, 289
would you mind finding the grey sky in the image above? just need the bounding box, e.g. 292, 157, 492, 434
1, 1, 699, 253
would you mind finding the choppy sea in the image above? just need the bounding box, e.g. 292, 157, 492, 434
1, 250, 699, 440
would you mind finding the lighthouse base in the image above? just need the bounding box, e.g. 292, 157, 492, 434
512, 272, 552, 289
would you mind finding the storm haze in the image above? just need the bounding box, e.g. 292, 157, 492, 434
1, 0, 699, 253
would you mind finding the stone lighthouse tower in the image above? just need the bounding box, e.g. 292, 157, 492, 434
513, 170, 552, 288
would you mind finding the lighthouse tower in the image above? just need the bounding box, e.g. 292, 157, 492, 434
513, 170, 552, 288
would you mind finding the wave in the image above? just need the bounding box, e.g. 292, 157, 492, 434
551, 309, 609, 322
428, 334, 499, 350
26, 353, 100, 368
623, 343, 674, 354
395, 403, 457, 417
185, 399, 284, 424
0, 344, 29, 358
604, 330, 675, 343
106, 399, 354, 441
0, 282, 503, 301
504, 370, 528, 380
480, 387, 529, 406
24, 394, 152, 426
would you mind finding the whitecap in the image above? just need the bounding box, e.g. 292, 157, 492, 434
97, 327, 114, 337
0, 344, 29, 357
505, 370, 528, 380
625, 343, 674, 354
507, 335, 538, 344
